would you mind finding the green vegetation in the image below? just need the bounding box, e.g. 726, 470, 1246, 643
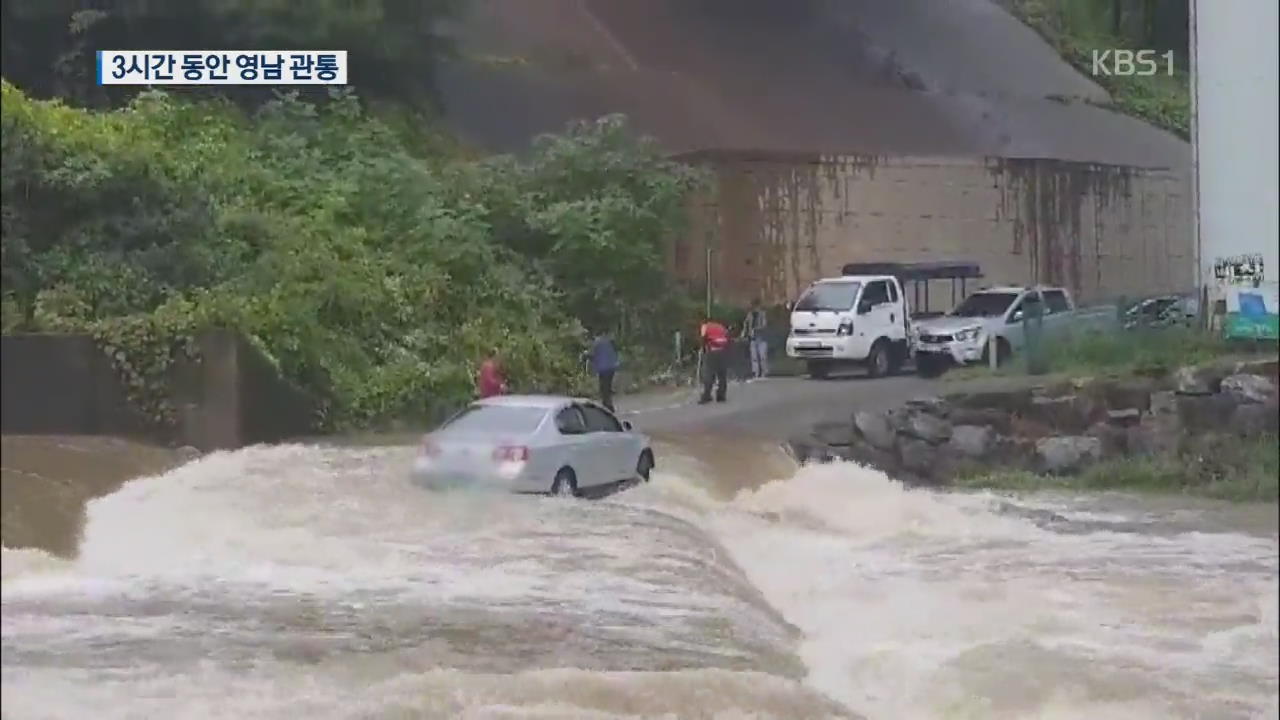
957, 433, 1280, 502
1, 81, 706, 430
1005, 0, 1191, 138
945, 326, 1273, 383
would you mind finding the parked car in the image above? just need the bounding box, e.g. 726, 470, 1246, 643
785, 272, 912, 379
913, 285, 1114, 376
411, 395, 655, 496
1123, 294, 1198, 329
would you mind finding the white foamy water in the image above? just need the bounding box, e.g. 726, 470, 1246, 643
2, 442, 1277, 719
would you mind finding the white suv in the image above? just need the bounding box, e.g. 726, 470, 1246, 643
785, 274, 912, 379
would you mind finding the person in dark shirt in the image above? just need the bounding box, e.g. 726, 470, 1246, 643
586, 330, 620, 411
699, 318, 730, 404
743, 299, 769, 379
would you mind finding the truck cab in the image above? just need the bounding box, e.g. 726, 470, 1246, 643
785, 274, 911, 379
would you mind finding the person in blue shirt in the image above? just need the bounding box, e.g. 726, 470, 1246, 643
586, 330, 620, 412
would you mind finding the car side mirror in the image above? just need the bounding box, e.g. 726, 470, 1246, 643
622, 420, 633, 431
1010, 310, 1024, 323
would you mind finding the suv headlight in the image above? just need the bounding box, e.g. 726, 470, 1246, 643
837, 319, 854, 336
955, 327, 981, 342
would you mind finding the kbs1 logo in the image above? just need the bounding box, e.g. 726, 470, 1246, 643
1090, 49, 1176, 77
97, 51, 348, 85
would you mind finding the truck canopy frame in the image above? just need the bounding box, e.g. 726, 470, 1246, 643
841, 261, 984, 317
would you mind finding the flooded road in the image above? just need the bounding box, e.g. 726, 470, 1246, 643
2, 437, 1276, 719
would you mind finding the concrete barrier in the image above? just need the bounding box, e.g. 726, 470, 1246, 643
1, 331, 318, 451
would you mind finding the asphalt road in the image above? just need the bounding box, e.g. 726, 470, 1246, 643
619, 370, 947, 441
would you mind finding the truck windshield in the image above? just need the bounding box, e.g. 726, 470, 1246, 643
951, 292, 1017, 318
795, 282, 861, 312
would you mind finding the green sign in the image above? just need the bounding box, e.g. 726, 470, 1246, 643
1222, 286, 1279, 341
1224, 312, 1280, 341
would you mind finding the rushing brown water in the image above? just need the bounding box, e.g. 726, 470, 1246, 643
2, 436, 1276, 719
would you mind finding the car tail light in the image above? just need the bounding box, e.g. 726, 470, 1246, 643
493, 446, 529, 462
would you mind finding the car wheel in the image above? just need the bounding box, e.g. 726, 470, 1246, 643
636, 451, 654, 482
550, 468, 578, 497
866, 340, 891, 378
981, 338, 1012, 367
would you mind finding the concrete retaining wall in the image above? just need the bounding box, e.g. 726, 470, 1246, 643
1, 331, 317, 451
673, 152, 1194, 310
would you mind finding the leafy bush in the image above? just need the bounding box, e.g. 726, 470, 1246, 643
1, 81, 703, 430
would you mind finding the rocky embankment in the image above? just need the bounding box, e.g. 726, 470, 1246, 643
789, 358, 1280, 485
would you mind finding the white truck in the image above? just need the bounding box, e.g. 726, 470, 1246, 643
911, 285, 1115, 376
785, 272, 912, 379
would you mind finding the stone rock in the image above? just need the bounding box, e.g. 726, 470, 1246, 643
1233, 358, 1280, 379
786, 436, 821, 464
1027, 394, 1097, 434
1100, 378, 1155, 413
949, 424, 996, 459
1233, 402, 1280, 437
1220, 373, 1278, 405
947, 388, 1034, 415
845, 437, 902, 475
1035, 436, 1103, 474
998, 437, 1041, 471
1176, 393, 1238, 434
1149, 390, 1178, 416
1086, 422, 1128, 459
898, 410, 953, 444
1127, 416, 1181, 457
853, 410, 897, 451
948, 407, 1013, 434
826, 445, 858, 462
812, 420, 854, 447
904, 396, 949, 417
1175, 364, 1228, 395
928, 444, 965, 484
898, 436, 938, 474
1105, 408, 1142, 426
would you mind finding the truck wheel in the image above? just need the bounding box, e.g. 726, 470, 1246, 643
888, 340, 908, 374
806, 360, 829, 379
866, 340, 891, 378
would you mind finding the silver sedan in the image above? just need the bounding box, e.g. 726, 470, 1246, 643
410, 395, 655, 496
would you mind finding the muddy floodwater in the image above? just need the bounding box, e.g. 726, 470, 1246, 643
2, 436, 1277, 719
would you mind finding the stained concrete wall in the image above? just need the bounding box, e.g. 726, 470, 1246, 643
1, 331, 317, 451
673, 152, 1194, 311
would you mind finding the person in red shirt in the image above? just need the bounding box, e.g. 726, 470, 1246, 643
476, 348, 508, 399
698, 318, 730, 404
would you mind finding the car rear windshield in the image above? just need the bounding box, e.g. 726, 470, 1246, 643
951, 292, 1017, 318
442, 405, 548, 434
795, 282, 861, 311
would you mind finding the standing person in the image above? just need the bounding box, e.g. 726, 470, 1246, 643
476, 348, 508, 399
587, 329, 620, 411
698, 317, 730, 404
743, 299, 769, 379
